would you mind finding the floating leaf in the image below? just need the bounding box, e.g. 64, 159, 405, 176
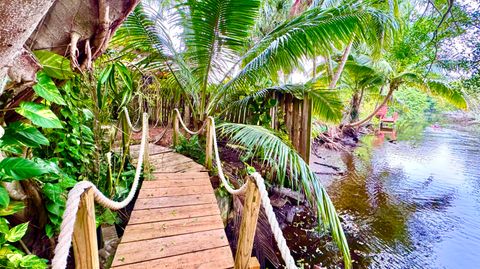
33, 50, 74, 80
16, 102, 62, 129
33, 72, 66, 105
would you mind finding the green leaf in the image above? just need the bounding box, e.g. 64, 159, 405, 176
0, 122, 49, 148
0, 201, 25, 216
16, 102, 62, 129
0, 186, 10, 209
5, 222, 28, 242
43, 183, 63, 203
0, 218, 9, 233
20, 254, 48, 268
33, 72, 66, 105
33, 50, 74, 80
0, 158, 51, 180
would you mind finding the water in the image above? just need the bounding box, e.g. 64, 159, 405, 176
310, 124, 480, 268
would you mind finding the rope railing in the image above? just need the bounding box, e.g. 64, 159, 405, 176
51, 112, 149, 269
123, 107, 142, 133
174, 110, 298, 269
173, 108, 207, 135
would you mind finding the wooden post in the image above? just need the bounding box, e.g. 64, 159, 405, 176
143, 113, 150, 175
300, 96, 312, 163
121, 111, 130, 158
173, 110, 179, 147
205, 117, 213, 169
235, 178, 261, 269
72, 188, 99, 269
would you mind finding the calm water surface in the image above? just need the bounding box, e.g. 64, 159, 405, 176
313, 125, 480, 268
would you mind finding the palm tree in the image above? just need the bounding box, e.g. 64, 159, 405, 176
112, 1, 397, 267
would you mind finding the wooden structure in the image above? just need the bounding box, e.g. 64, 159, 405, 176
271, 93, 312, 162
70, 112, 284, 269
226, 93, 312, 162
111, 144, 234, 268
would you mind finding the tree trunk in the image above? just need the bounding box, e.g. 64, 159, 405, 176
349, 89, 362, 123
0, 0, 55, 82
346, 82, 397, 128
329, 39, 353, 89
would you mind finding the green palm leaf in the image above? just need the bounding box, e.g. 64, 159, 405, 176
218, 123, 352, 268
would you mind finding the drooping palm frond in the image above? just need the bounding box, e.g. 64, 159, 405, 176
218, 123, 352, 268
425, 80, 467, 109
210, 6, 394, 111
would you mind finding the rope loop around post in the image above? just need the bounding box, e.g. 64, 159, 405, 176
51, 112, 149, 269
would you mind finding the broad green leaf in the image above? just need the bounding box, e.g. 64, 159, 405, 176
0, 186, 10, 209
1, 122, 49, 148
0, 158, 51, 180
0, 218, 9, 233
33, 72, 66, 105
33, 50, 74, 80
43, 183, 63, 203
16, 102, 62, 129
20, 254, 48, 268
5, 222, 29, 242
0, 201, 25, 216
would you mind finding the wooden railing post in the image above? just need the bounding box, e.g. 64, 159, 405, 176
173, 110, 179, 147
72, 188, 99, 269
143, 113, 150, 174
235, 178, 261, 269
205, 117, 213, 169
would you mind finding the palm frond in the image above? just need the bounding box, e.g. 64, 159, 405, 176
426, 80, 467, 109
218, 123, 352, 268
182, 0, 261, 89
211, 6, 393, 109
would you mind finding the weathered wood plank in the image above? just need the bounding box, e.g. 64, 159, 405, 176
122, 215, 224, 243
134, 194, 217, 210
150, 172, 210, 180
112, 229, 230, 267
138, 185, 213, 198
111, 246, 234, 269
142, 177, 211, 188
129, 203, 221, 225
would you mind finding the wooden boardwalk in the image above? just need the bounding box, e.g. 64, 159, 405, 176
111, 144, 234, 268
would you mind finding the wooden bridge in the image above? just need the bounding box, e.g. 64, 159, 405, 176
111, 144, 235, 268
53, 110, 295, 269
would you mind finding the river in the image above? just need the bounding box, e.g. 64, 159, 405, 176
306, 122, 480, 268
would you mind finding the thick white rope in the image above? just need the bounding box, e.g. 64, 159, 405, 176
208, 116, 248, 195
174, 108, 207, 135
51, 113, 149, 269
251, 172, 298, 269
123, 107, 141, 133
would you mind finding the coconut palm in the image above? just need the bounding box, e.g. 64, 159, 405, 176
111, 1, 397, 267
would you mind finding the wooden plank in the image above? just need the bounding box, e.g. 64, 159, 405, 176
112, 229, 230, 267
248, 257, 261, 269
235, 179, 261, 269
142, 177, 211, 188
153, 162, 207, 173
122, 215, 224, 243
138, 185, 213, 198
129, 203, 221, 224
112, 246, 234, 269
72, 188, 99, 269
151, 171, 210, 179
134, 194, 217, 210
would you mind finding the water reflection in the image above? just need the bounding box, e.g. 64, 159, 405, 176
313, 125, 480, 268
